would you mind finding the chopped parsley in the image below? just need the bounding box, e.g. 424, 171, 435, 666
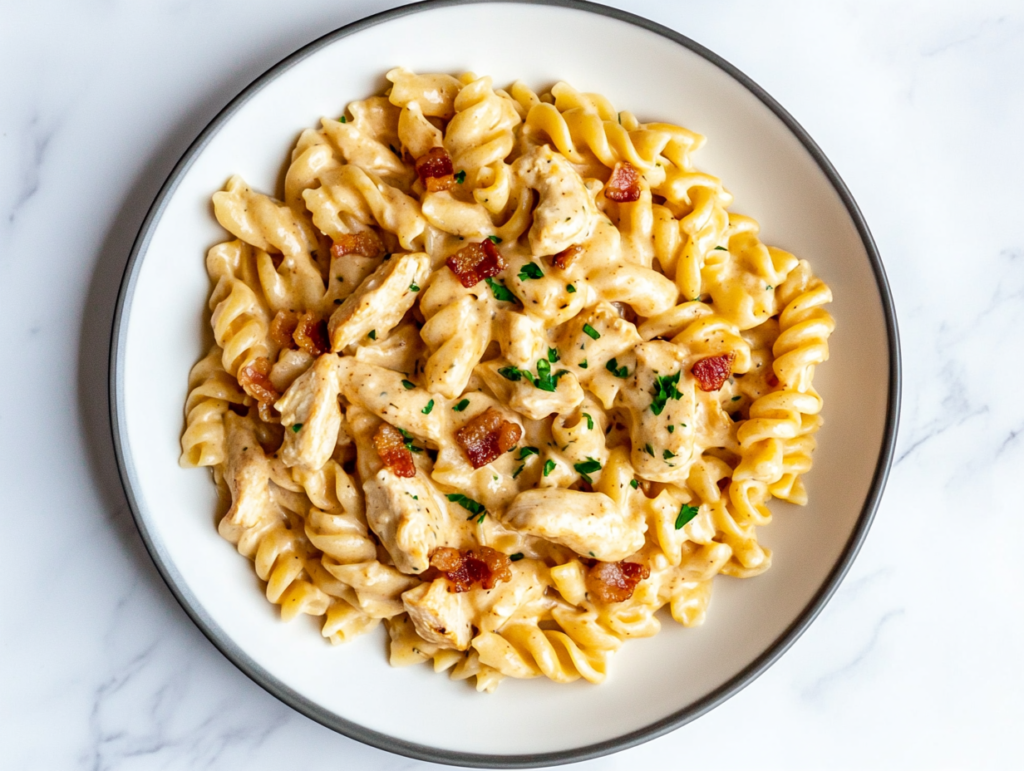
291, 423, 303, 433
409, 282, 420, 292
397, 427, 422, 453
453, 398, 470, 412
447, 493, 485, 517
766, 285, 773, 290
731, 395, 742, 401
713, 245, 727, 251
512, 463, 525, 479
548, 347, 560, 363
421, 399, 435, 415
580, 359, 588, 369
543, 459, 556, 476
368, 329, 376, 340
574, 457, 602, 483
518, 263, 544, 281
566, 284, 577, 294
534, 358, 569, 392
401, 379, 416, 390
667, 425, 675, 433
630, 479, 639, 489
583, 413, 594, 430
339, 115, 347, 123
518, 446, 540, 460
486, 235, 503, 244
485, 277, 517, 303
510, 552, 525, 562
663, 449, 676, 460
644, 443, 655, 456
498, 365, 524, 382
454, 170, 466, 184
675, 504, 700, 530
605, 358, 629, 378
582, 323, 601, 340
650, 371, 682, 415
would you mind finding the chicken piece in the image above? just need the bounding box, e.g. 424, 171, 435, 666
219, 413, 277, 537
274, 354, 342, 471
502, 488, 645, 562
364, 469, 459, 574
513, 144, 597, 257
321, 559, 420, 618
402, 578, 473, 650
336, 358, 446, 444
328, 251, 431, 352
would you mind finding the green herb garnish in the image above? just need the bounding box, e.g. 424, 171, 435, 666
582, 323, 600, 340
454, 170, 466, 184
583, 413, 594, 430
548, 347, 560, 363
580, 359, 588, 369
512, 464, 525, 479
543, 459, 556, 476
447, 493, 485, 517
663, 449, 676, 460
510, 552, 524, 562
453, 398, 470, 412
368, 329, 376, 340
574, 457, 602, 483
518, 263, 544, 281
339, 115, 347, 123
713, 245, 727, 251
422, 399, 434, 415
650, 371, 682, 415
644, 443, 655, 456
667, 425, 675, 433
402, 379, 416, 390
605, 358, 629, 378
498, 366, 523, 382
518, 446, 540, 460
485, 277, 517, 303
486, 235, 503, 244
291, 423, 303, 433
566, 284, 576, 294
409, 282, 420, 292
675, 504, 700, 530
630, 479, 639, 489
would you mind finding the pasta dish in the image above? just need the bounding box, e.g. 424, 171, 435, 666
179, 68, 835, 691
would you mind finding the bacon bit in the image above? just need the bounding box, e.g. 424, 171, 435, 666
238, 357, 281, 423
766, 371, 780, 388
455, 408, 522, 468
373, 423, 416, 478
293, 312, 330, 357
446, 239, 505, 288
586, 560, 650, 603
604, 161, 642, 203
330, 230, 385, 261
415, 147, 456, 192
691, 352, 736, 392
429, 546, 512, 593
552, 244, 584, 270
269, 311, 300, 350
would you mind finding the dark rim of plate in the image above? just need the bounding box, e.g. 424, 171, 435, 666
109, 0, 902, 767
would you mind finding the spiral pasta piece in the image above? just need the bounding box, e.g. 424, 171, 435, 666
180, 345, 247, 468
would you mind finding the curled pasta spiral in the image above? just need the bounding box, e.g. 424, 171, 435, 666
209, 277, 271, 377
418, 270, 493, 398
180, 345, 247, 468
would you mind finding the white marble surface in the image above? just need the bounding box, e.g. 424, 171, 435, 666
2, 0, 1021, 768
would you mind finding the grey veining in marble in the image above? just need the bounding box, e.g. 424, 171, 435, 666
1, 1, 1022, 768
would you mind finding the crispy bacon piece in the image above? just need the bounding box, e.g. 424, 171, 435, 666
269, 310, 300, 350
604, 161, 642, 203
330, 230, 385, 261
446, 239, 505, 288
429, 546, 513, 593
415, 147, 456, 192
293, 312, 330, 357
455, 408, 522, 468
238, 357, 281, 423
552, 244, 584, 270
373, 423, 416, 478
586, 560, 650, 603
691, 352, 736, 392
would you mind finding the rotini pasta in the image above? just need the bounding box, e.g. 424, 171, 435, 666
181, 70, 834, 691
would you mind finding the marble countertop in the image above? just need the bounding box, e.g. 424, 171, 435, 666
2, 0, 1021, 768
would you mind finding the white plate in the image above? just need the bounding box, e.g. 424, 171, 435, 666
110, 0, 900, 765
